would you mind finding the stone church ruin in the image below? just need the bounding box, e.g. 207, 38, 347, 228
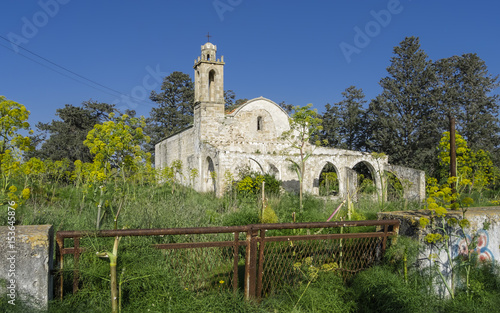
155, 41, 425, 201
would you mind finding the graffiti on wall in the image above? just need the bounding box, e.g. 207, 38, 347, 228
452, 229, 494, 262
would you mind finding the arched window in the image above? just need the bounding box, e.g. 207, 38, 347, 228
207, 54, 211, 61
257, 116, 263, 131
208, 70, 215, 101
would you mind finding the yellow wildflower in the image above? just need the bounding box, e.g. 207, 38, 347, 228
21, 188, 30, 199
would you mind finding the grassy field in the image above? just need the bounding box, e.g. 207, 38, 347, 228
2, 182, 500, 312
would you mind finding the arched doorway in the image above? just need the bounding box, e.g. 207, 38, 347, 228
353, 162, 376, 195
385, 171, 404, 201
205, 156, 216, 193
318, 162, 339, 196
249, 158, 264, 173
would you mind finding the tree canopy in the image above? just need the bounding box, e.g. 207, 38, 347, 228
367, 36, 440, 173
29, 100, 115, 163
435, 53, 500, 159
147, 71, 195, 146
365, 36, 500, 174
321, 86, 367, 151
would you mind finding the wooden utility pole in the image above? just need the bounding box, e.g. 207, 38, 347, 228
449, 114, 457, 195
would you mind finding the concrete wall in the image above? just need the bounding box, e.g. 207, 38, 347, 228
378, 208, 500, 297
0, 224, 53, 310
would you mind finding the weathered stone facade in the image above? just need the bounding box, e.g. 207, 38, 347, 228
155, 42, 425, 201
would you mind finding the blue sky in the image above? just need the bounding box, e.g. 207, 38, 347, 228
2, 0, 500, 127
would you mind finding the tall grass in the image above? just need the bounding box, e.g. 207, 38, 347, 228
3, 181, 499, 312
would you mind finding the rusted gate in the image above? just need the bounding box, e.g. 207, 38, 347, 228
55, 220, 399, 300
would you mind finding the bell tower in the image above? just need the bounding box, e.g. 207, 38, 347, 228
193, 41, 225, 141
194, 42, 224, 103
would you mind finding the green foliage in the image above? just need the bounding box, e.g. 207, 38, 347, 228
367, 37, 440, 173
83, 113, 151, 229
422, 176, 479, 299
384, 236, 420, 283
222, 206, 259, 226
29, 100, 115, 163
0, 96, 32, 156
0, 96, 33, 205
438, 131, 496, 192
84, 113, 151, 178
281, 103, 326, 212
358, 174, 375, 194
319, 164, 339, 196
147, 71, 195, 147
386, 171, 404, 201
321, 85, 367, 151
234, 168, 281, 196
366, 37, 500, 174
352, 266, 438, 313
260, 205, 278, 223
435, 53, 500, 163
263, 271, 356, 313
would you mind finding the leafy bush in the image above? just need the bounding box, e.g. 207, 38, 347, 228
260, 205, 278, 223
351, 266, 438, 313
222, 206, 259, 226
234, 166, 281, 195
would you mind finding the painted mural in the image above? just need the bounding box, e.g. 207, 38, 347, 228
452, 229, 494, 262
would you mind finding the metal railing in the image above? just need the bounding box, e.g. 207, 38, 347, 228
55, 219, 399, 300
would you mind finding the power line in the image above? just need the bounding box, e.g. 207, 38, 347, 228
0, 42, 118, 97
0, 35, 156, 107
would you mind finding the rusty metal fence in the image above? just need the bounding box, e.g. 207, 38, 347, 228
55, 219, 399, 300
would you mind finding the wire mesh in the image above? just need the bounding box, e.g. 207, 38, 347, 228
260, 236, 382, 297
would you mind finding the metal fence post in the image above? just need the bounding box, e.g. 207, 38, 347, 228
256, 229, 266, 299
244, 226, 258, 300
55, 233, 64, 299
233, 232, 239, 293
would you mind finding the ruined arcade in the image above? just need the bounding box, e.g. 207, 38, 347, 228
155, 42, 425, 201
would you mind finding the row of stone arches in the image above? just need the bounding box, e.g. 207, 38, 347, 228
201, 155, 407, 200
316, 161, 405, 200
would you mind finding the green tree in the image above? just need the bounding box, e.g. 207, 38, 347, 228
437, 131, 495, 192
224, 90, 248, 112
281, 104, 326, 212
0, 96, 32, 157
147, 71, 195, 146
367, 37, 440, 173
278, 101, 294, 115
0, 96, 32, 203
435, 54, 500, 162
29, 100, 115, 163
84, 113, 151, 229
321, 86, 367, 151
